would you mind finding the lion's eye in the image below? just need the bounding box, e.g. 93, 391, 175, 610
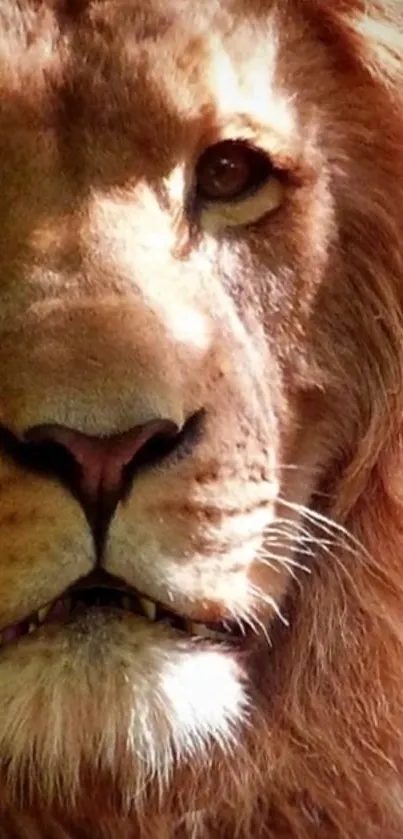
195, 140, 274, 203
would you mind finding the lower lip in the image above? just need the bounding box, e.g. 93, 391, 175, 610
0, 600, 241, 650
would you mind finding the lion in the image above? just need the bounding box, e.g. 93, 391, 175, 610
0, 0, 403, 836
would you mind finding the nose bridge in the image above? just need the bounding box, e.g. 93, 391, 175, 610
0, 182, 214, 436
0, 295, 188, 436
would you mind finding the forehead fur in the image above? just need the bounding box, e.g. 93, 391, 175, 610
1, 0, 401, 119
301, 0, 403, 92
0, 0, 400, 278
0, 0, 295, 202
0, 0, 400, 246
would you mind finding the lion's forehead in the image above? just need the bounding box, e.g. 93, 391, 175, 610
0, 1, 302, 188
0, 0, 308, 291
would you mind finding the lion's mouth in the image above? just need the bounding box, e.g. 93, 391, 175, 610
0, 572, 244, 648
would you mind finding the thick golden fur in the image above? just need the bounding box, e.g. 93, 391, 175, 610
1, 1, 403, 836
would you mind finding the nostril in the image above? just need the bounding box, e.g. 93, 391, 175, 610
0, 410, 205, 554
25, 419, 180, 503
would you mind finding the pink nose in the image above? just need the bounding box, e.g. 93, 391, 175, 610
26, 419, 178, 502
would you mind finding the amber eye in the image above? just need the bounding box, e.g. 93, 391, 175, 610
194, 140, 273, 203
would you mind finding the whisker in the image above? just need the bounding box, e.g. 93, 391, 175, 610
257, 551, 312, 575
262, 541, 317, 560
278, 499, 364, 547
254, 552, 285, 575
268, 517, 317, 540
257, 542, 313, 569
276, 498, 371, 561
272, 462, 322, 477
253, 499, 373, 600
266, 528, 340, 549
242, 609, 272, 648
251, 616, 272, 648
248, 584, 289, 627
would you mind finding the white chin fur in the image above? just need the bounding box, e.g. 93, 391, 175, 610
0, 611, 247, 805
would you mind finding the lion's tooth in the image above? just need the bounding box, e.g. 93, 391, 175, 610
28, 622, 37, 634
37, 605, 51, 624
140, 598, 156, 621
188, 622, 214, 639
188, 622, 228, 641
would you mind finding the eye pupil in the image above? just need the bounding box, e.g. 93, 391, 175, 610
195, 140, 272, 203
200, 152, 249, 198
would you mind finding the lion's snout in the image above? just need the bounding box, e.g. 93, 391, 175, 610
0, 298, 197, 437
22, 418, 182, 540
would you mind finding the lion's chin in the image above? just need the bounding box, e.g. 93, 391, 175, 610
0, 610, 247, 807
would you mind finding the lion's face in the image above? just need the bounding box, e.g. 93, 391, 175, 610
1, 0, 403, 832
